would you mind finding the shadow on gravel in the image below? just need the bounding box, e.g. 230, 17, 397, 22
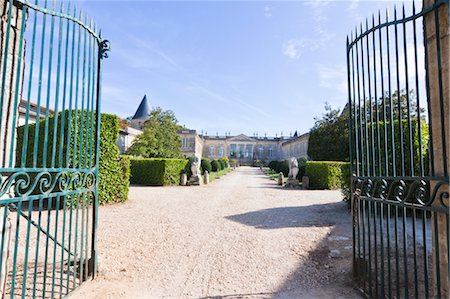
225, 202, 347, 229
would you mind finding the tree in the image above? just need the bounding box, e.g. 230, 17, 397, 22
307, 103, 349, 161
126, 107, 183, 158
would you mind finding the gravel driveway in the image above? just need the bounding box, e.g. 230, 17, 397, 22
73, 167, 359, 299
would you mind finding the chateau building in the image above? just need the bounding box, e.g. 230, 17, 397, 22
118, 95, 309, 163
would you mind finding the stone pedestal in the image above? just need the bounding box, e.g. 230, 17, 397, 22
180, 173, 187, 186
302, 176, 310, 189
189, 175, 201, 186
277, 173, 284, 186
203, 171, 209, 184
285, 178, 299, 188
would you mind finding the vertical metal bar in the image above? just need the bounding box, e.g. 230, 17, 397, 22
65, 196, 74, 293
394, 205, 400, 298
51, 196, 61, 298
66, 6, 77, 169
59, 2, 72, 169
360, 25, 370, 177
372, 15, 381, 178
402, 206, 409, 298
365, 19, 375, 178
367, 200, 372, 296
351, 41, 360, 177
32, 198, 43, 298
373, 201, 379, 297
379, 12, 389, 178
21, 201, 34, 298
41, 197, 53, 298
433, 212, 441, 298
9, 200, 23, 298
386, 9, 396, 177
412, 2, 424, 176
362, 200, 367, 292
21, 0, 39, 167
73, 11, 83, 169
379, 200, 385, 297
0, 206, 8, 283
423, 210, 429, 298
72, 194, 80, 288
42, 0, 57, 168
402, 5, 414, 177
33, 0, 49, 168
355, 30, 365, 176
412, 208, 419, 298
59, 195, 67, 297
394, 7, 405, 177
386, 202, 392, 298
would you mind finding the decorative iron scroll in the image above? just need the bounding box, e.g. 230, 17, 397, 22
100, 40, 111, 58
353, 176, 449, 208
0, 169, 96, 198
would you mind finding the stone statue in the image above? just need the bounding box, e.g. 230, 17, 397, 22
191, 156, 200, 177
189, 156, 202, 186
285, 157, 300, 187
288, 157, 299, 179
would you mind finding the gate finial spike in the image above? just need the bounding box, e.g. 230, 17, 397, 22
385, 8, 389, 21
412, 1, 416, 14
378, 10, 381, 25
365, 17, 369, 30
402, 3, 406, 17
372, 13, 375, 27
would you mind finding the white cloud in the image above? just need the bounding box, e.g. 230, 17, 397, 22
263, 6, 272, 18
318, 64, 347, 95
282, 39, 305, 60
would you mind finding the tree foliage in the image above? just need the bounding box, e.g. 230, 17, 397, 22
126, 107, 183, 158
308, 103, 350, 162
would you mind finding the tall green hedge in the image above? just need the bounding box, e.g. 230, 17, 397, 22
16, 112, 130, 204
201, 158, 212, 174
130, 158, 187, 186
305, 161, 350, 190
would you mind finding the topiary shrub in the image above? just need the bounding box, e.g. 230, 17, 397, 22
275, 160, 289, 176
211, 160, 221, 172
218, 159, 226, 170
185, 156, 195, 178
220, 157, 229, 168
305, 161, 350, 189
16, 111, 130, 205
130, 158, 187, 186
296, 157, 308, 180
268, 160, 278, 171
201, 158, 212, 174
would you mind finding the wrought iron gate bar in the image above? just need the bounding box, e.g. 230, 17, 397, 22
347, 0, 449, 298
347, 0, 448, 48
0, 0, 108, 297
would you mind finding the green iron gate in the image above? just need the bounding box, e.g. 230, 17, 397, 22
347, 0, 449, 298
0, 0, 109, 297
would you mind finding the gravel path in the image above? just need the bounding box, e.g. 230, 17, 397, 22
73, 167, 359, 299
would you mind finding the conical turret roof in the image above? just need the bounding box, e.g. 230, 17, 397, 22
132, 95, 151, 120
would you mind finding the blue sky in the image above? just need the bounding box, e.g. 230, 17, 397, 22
78, 0, 414, 137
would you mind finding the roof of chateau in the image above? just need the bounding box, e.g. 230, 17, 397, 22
132, 95, 151, 120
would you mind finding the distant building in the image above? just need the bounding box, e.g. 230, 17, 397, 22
18, 100, 53, 126
178, 130, 309, 165
117, 95, 150, 153
120, 95, 310, 161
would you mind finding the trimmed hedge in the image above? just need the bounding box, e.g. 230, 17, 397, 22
218, 159, 226, 170
16, 112, 130, 205
201, 158, 212, 174
220, 157, 229, 168
268, 160, 289, 176
305, 161, 350, 190
130, 158, 187, 186
211, 160, 221, 172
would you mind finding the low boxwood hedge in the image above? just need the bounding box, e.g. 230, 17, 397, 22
130, 158, 187, 186
305, 161, 350, 190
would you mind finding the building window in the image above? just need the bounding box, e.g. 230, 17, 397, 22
182, 137, 188, 149
268, 148, 273, 158
258, 147, 263, 158
219, 146, 224, 157
209, 146, 215, 157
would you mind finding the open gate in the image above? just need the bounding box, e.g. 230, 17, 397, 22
0, 0, 109, 297
347, 0, 449, 298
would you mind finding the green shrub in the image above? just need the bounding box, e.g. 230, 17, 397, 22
229, 159, 238, 167
130, 158, 187, 186
218, 159, 226, 170
220, 157, 229, 168
185, 156, 195, 178
305, 161, 350, 190
201, 158, 212, 174
276, 160, 289, 176
211, 160, 221, 172
16, 111, 130, 205
268, 160, 277, 171
296, 157, 308, 180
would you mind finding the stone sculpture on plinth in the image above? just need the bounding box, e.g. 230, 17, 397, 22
189, 156, 202, 186
285, 157, 300, 187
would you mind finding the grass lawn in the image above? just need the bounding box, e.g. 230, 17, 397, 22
209, 168, 233, 182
